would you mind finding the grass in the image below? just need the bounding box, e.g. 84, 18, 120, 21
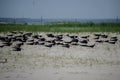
0, 22, 120, 32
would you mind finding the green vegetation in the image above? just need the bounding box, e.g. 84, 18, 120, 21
0, 22, 120, 32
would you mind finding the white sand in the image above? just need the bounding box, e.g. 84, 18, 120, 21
0, 32, 120, 80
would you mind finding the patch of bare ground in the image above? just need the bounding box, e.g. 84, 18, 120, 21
0, 32, 120, 80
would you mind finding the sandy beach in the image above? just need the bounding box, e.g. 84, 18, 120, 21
0, 32, 120, 80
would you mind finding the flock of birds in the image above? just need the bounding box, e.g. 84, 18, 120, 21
0, 31, 118, 51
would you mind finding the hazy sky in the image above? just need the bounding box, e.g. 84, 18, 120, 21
0, 0, 120, 19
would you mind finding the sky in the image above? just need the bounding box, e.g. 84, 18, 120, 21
0, 0, 120, 19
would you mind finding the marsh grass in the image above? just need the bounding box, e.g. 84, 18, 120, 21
0, 22, 120, 32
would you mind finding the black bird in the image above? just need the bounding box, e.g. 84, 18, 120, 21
110, 38, 118, 42
79, 43, 87, 47
69, 35, 77, 39
26, 42, 34, 45
7, 38, 12, 42
111, 37, 117, 39
55, 41, 63, 45
0, 45, 4, 48
39, 38, 46, 41
66, 34, 69, 37
71, 42, 78, 45
15, 36, 24, 42
39, 42, 45, 45
64, 41, 71, 44
34, 41, 39, 45
80, 40, 88, 44
71, 38, 79, 42
3, 42, 12, 46
108, 41, 116, 44
104, 40, 109, 42
94, 33, 101, 36
94, 36, 99, 39
51, 40, 56, 45
101, 34, 108, 38
39, 35, 42, 37
27, 39, 34, 42
32, 35, 39, 39
26, 39, 34, 45
95, 40, 103, 43
45, 44, 53, 48
87, 44, 95, 48
62, 43, 70, 48
81, 35, 89, 39
16, 42, 24, 47
18, 31, 24, 34
46, 34, 54, 37
13, 46, 22, 51
0, 37, 9, 42
46, 40, 52, 43
11, 31, 17, 34
24, 32, 32, 36
55, 35, 63, 40
22, 35, 28, 42
0, 36, 5, 41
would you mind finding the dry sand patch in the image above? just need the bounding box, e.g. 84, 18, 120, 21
0, 32, 120, 80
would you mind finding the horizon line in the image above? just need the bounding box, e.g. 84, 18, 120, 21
0, 17, 119, 20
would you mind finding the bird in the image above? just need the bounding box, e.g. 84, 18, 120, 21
87, 43, 95, 48
26, 42, 34, 45
16, 42, 24, 47
62, 43, 70, 48
15, 36, 25, 42
81, 35, 89, 39
7, 34, 13, 37
39, 38, 46, 41
110, 38, 118, 42
10, 31, 17, 34
27, 39, 34, 42
94, 33, 101, 37
39, 42, 45, 45
55, 35, 63, 40
45, 44, 53, 48
101, 34, 108, 38
55, 41, 63, 45
32, 35, 39, 39
13, 46, 22, 51
80, 40, 88, 44
108, 41, 116, 44
79, 43, 87, 47
95, 40, 103, 43
2, 42, 12, 46
46, 34, 54, 37
94, 36, 99, 39
71, 42, 78, 45
24, 32, 32, 36
18, 31, 24, 34
0, 45, 4, 48
68, 35, 77, 39
111, 36, 117, 39
104, 40, 109, 42
34, 41, 39, 45
71, 38, 79, 42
